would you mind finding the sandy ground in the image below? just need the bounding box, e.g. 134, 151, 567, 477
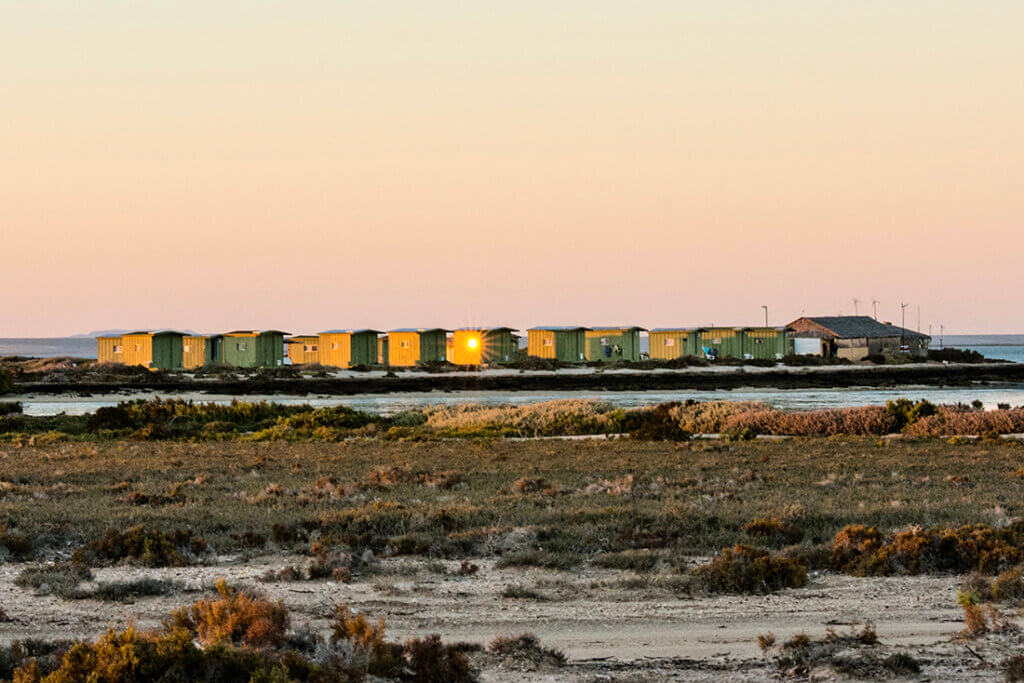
1, 555, 1020, 680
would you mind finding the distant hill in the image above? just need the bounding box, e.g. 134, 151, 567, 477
72, 329, 198, 338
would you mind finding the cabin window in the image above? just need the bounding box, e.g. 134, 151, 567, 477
712, 338, 721, 344
665, 338, 675, 347
311, 345, 318, 352
400, 340, 411, 349
332, 343, 339, 350
237, 342, 247, 352
542, 338, 553, 347
135, 344, 142, 352
183, 345, 191, 353
600, 338, 608, 345
754, 339, 764, 345
113, 345, 123, 353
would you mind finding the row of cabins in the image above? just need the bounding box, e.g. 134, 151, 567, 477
98, 331, 287, 370
97, 317, 929, 370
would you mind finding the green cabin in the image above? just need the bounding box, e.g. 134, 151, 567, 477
742, 327, 793, 360
222, 330, 288, 368
584, 327, 643, 362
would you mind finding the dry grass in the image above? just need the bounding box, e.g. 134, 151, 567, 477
1, 436, 1023, 570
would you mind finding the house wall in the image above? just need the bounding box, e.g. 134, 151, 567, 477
121, 334, 154, 368
648, 331, 696, 360
223, 335, 258, 368
743, 328, 793, 359
183, 336, 213, 369
96, 337, 124, 365
453, 330, 516, 365
585, 330, 640, 362
700, 328, 744, 358
388, 332, 421, 366
286, 337, 319, 366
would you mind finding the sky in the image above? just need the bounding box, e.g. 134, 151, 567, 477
2, 2, 1022, 336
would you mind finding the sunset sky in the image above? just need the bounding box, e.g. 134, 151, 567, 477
2, 2, 1022, 336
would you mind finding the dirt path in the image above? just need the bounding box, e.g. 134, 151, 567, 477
0, 557, 1017, 680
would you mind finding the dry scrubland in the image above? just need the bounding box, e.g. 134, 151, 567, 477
0, 423, 1024, 679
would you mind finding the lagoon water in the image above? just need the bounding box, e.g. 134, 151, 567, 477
12, 384, 1024, 417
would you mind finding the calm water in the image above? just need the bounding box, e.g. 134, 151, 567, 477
11, 385, 1024, 417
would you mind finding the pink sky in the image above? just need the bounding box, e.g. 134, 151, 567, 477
2, 2, 1022, 336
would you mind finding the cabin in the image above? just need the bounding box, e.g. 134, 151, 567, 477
119, 331, 185, 370
387, 328, 449, 366
698, 327, 746, 359
222, 330, 288, 368
183, 335, 224, 369
527, 327, 587, 363
788, 316, 930, 360
452, 327, 517, 365
96, 336, 124, 365
742, 327, 793, 360
377, 334, 389, 366
318, 330, 380, 368
647, 329, 701, 359
584, 327, 643, 362
285, 335, 319, 366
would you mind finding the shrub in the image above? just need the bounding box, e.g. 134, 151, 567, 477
591, 550, 658, 572
73, 525, 206, 567
90, 579, 182, 602
167, 579, 289, 649
627, 403, 691, 441
403, 634, 473, 682
495, 550, 581, 570
501, 585, 550, 601
0, 369, 12, 395
15, 563, 92, 599
1005, 655, 1024, 682
487, 633, 566, 666
742, 517, 803, 546
0, 530, 34, 559
928, 347, 985, 363
330, 605, 401, 676
831, 523, 1024, 576
886, 398, 937, 431
0, 402, 22, 416
692, 544, 807, 594
882, 652, 921, 675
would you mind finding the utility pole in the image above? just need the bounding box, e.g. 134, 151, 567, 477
917, 306, 921, 333
761, 305, 768, 328
853, 299, 860, 315
872, 300, 879, 321
900, 302, 909, 347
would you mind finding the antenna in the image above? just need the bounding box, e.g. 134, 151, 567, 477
872, 300, 880, 320
853, 299, 860, 315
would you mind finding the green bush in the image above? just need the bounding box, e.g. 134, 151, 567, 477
885, 398, 937, 431
0, 369, 12, 395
